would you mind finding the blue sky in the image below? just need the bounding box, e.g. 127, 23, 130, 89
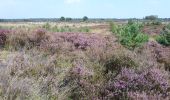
0, 0, 169, 19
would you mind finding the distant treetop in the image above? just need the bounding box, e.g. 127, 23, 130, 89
83, 16, 88, 21
145, 15, 158, 20
60, 16, 65, 21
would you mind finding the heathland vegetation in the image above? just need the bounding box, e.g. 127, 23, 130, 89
0, 18, 170, 99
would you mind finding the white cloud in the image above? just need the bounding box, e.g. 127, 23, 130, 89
64, 0, 81, 4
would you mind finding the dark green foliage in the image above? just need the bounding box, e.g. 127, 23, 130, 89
111, 21, 149, 49
110, 22, 118, 33
127, 19, 134, 25
151, 20, 162, 25
145, 15, 158, 20
66, 18, 72, 22
156, 24, 170, 46
83, 16, 88, 22
60, 16, 65, 21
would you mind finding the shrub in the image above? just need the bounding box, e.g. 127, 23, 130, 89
0, 50, 62, 99
40, 32, 108, 52
58, 62, 96, 100
5, 29, 48, 50
102, 68, 169, 99
156, 24, 170, 46
111, 21, 149, 49
127, 91, 169, 100
151, 20, 162, 25
79, 27, 90, 32
29, 29, 47, 43
0, 29, 11, 47
110, 22, 118, 33
5, 30, 29, 50
127, 19, 134, 25
42, 23, 51, 30
104, 52, 138, 76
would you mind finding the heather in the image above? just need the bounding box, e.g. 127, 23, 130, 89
0, 29, 11, 47
0, 22, 169, 100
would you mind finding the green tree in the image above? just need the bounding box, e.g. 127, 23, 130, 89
66, 18, 72, 21
156, 24, 170, 46
83, 16, 88, 21
145, 15, 158, 20
60, 16, 65, 21
111, 21, 148, 50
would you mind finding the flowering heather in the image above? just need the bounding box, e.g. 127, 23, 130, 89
0, 24, 170, 100
61, 63, 96, 99
35, 28, 46, 37
104, 68, 169, 98
28, 28, 48, 46
40, 32, 115, 55
0, 29, 11, 46
127, 91, 169, 100
53, 32, 108, 50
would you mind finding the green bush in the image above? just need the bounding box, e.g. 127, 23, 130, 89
111, 21, 148, 49
151, 20, 162, 25
60, 16, 65, 21
156, 24, 170, 46
66, 18, 72, 22
145, 15, 158, 20
42, 23, 51, 30
110, 22, 118, 33
83, 16, 88, 22
79, 27, 90, 32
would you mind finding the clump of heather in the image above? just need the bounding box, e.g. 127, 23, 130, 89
28, 28, 49, 47
32, 28, 47, 40
127, 91, 170, 100
102, 68, 169, 99
59, 62, 97, 100
103, 51, 138, 76
5, 29, 29, 50
0, 50, 68, 99
5, 28, 49, 50
0, 29, 11, 47
52, 32, 107, 50
40, 32, 116, 55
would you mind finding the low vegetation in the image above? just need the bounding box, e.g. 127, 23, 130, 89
156, 24, 170, 46
0, 21, 169, 100
42, 23, 90, 33
110, 21, 149, 49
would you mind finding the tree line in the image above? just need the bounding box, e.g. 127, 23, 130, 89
0, 15, 170, 22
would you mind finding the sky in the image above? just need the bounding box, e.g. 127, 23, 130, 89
0, 0, 169, 19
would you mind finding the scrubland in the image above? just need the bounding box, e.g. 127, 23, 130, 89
0, 21, 170, 100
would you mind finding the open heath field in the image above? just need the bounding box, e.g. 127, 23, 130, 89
0, 20, 170, 100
